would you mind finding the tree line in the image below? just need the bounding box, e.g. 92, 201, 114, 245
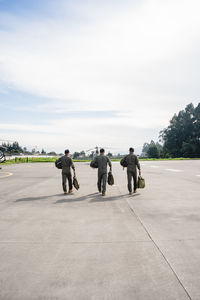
142, 103, 200, 158
0, 143, 115, 158
0, 142, 57, 156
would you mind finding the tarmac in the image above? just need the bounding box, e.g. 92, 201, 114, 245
0, 160, 200, 300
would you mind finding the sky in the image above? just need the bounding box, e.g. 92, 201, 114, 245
0, 0, 200, 154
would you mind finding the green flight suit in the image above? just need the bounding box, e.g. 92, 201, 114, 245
58, 155, 75, 192
94, 155, 112, 193
121, 153, 140, 192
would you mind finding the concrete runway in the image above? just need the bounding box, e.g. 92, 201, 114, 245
0, 160, 200, 300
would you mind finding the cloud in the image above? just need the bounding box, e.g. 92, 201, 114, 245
0, 119, 160, 154
0, 0, 200, 151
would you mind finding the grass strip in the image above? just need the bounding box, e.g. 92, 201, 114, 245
1, 156, 200, 165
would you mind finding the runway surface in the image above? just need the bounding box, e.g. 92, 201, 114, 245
0, 160, 200, 300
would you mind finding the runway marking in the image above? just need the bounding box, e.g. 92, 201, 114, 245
165, 169, 182, 172
150, 165, 160, 168
0, 172, 13, 178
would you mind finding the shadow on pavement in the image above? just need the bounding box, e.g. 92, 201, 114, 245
90, 193, 141, 203
15, 194, 64, 202
15, 192, 141, 203
55, 193, 140, 204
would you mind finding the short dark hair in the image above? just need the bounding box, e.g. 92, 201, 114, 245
100, 148, 105, 153
65, 149, 69, 154
129, 147, 134, 152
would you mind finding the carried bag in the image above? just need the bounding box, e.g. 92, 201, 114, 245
73, 175, 80, 190
90, 160, 98, 168
55, 159, 62, 169
137, 176, 145, 189
108, 171, 114, 185
120, 158, 128, 168
0, 151, 6, 163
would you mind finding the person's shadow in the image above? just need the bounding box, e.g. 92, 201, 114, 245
15, 193, 64, 202
55, 192, 140, 204
15, 192, 140, 203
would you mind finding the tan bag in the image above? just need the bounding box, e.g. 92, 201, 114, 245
108, 171, 114, 185
73, 175, 80, 190
137, 176, 145, 188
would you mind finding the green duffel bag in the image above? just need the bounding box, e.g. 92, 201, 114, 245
108, 171, 114, 185
137, 176, 145, 188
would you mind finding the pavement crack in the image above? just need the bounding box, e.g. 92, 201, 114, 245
126, 199, 192, 300
0, 240, 152, 244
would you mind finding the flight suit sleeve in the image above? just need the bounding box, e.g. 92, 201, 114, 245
135, 156, 141, 170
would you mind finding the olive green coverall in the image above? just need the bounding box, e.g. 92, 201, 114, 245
94, 155, 112, 193
58, 156, 75, 192
121, 153, 140, 193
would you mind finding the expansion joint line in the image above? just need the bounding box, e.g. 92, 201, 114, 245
126, 199, 192, 300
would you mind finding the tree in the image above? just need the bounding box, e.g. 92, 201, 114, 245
147, 141, 160, 158
1, 141, 23, 154
41, 149, 46, 154
80, 150, 86, 158
107, 152, 113, 157
141, 143, 150, 156
160, 103, 200, 157
142, 141, 162, 158
48, 151, 57, 156
73, 152, 80, 159
156, 142, 164, 158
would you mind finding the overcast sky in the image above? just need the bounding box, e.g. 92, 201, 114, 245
0, 0, 200, 154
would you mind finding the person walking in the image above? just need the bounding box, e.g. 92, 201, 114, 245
57, 149, 75, 194
92, 148, 112, 196
121, 147, 141, 195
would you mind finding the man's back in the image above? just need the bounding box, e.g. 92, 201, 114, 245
95, 155, 111, 173
60, 155, 74, 172
125, 153, 140, 172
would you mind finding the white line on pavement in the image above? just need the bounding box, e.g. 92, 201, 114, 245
0, 172, 13, 178
150, 166, 160, 168
165, 169, 182, 172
